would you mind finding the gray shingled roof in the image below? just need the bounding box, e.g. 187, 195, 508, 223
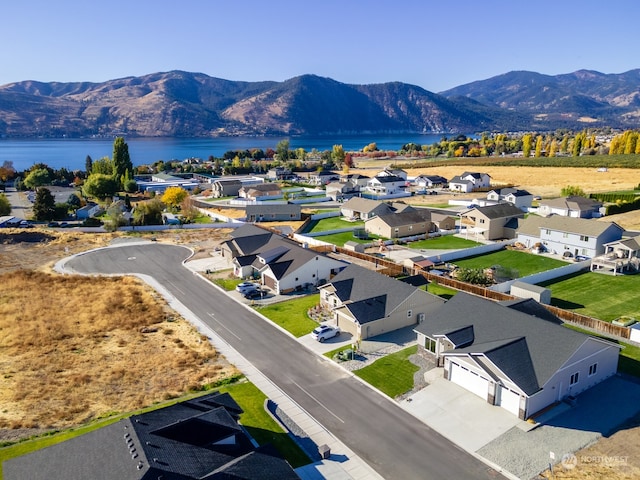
341, 197, 393, 215
367, 209, 431, 228
327, 264, 430, 322
540, 195, 602, 211
517, 214, 622, 237
3, 393, 299, 480
468, 203, 524, 219
414, 293, 590, 395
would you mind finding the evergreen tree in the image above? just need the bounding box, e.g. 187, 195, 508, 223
112, 137, 133, 186
85, 155, 93, 174
32, 187, 56, 220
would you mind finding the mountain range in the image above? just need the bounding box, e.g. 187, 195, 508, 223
0, 69, 638, 138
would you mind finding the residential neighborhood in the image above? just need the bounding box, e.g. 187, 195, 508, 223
3, 155, 640, 480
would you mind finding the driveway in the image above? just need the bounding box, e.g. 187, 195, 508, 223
401, 370, 523, 452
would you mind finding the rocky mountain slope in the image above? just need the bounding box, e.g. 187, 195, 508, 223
0, 69, 637, 138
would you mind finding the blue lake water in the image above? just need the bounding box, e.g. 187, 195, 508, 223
0, 133, 466, 172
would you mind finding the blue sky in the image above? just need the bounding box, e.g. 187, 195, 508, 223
2, 0, 638, 93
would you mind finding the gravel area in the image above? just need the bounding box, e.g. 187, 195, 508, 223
478, 423, 600, 480
479, 375, 640, 479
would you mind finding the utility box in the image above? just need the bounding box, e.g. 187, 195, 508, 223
318, 444, 331, 459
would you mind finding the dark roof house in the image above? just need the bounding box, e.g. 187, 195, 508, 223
414, 293, 619, 419
3, 392, 300, 480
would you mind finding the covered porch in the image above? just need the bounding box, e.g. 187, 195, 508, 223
591, 237, 640, 275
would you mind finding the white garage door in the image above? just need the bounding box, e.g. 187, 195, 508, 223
497, 385, 521, 416
449, 362, 489, 400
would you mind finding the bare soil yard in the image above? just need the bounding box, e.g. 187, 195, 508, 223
0, 228, 237, 443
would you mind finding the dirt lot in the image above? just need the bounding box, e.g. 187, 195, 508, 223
538, 411, 640, 479
0, 228, 237, 443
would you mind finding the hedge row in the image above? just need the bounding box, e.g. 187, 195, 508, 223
605, 196, 640, 215
590, 192, 640, 203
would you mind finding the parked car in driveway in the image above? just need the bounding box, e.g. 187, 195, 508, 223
243, 289, 266, 300
236, 281, 259, 293
311, 324, 340, 342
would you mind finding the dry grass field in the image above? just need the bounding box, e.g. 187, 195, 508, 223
0, 228, 238, 442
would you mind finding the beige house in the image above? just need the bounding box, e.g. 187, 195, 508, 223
238, 183, 282, 200
365, 210, 434, 239
319, 264, 444, 340
460, 203, 524, 240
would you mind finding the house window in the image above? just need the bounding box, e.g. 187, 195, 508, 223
570, 372, 579, 385
545, 229, 551, 235
409, 225, 413, 231
589, 363, 597, 376
479, 219, 485, 224
563, 232, 569, 238
407, 310, 412, 318
425, 337, 436, 353
394, 228, 399, 233
580, 235, 589, 242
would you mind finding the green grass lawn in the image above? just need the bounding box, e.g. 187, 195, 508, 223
312, 231, 383, 247
213, 275, 246, 291
408, 235, 481, 250
353, 345, 418, 398
538, 272, 640, 322
426, 282, 458, 299
217, 381, 311, 468
453, 249, 568, 278
306, 216, 363, 233
255, 294, 320, 337
0, 378, 312, 479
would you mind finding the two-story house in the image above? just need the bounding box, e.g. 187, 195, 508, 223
448, 172, 491, 193
366, 175, 407, 195
486, 188, 533, 211
459, 203, 525, 240
516, 214, 624, 258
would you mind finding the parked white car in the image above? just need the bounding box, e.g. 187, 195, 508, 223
311, 324, 340, 342
236, 282, 258, 293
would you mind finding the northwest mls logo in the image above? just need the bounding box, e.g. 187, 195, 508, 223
561, 453, 578, 469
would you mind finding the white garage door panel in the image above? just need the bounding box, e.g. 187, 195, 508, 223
450, 362, 488, 400
498, 386, 520, 416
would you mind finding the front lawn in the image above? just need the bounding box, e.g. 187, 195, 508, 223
306, 216, 364, 233
453, 249, 568, 278
353, 345, 418, 398
255, 294, 320, 337
538, 272, 640, 322
217, 381, 311, 468
213, 275, 245, 291
408, 235, 481, 250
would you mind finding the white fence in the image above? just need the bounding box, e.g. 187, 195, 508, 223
425, 240, 514, 263
291, 233, 335, 249
310, 211, 341, 220
489, 260, 591, 293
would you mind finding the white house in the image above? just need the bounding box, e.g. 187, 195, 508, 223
516, 214, 624, 258
220, 224, 347, 294
376, 168, 408, 181
414, 293, 620, 419
537, 196, 603, 218
414, 175, 448, 189
448, 172, 491, 193
486, 188, 533, 211
366, 175, 407, 195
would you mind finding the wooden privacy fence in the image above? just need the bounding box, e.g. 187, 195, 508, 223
324, 246, 631, 340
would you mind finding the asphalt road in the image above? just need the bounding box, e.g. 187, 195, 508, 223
66, 243, 504, 480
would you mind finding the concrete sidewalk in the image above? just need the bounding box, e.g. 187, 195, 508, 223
177, 260, 384, 480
